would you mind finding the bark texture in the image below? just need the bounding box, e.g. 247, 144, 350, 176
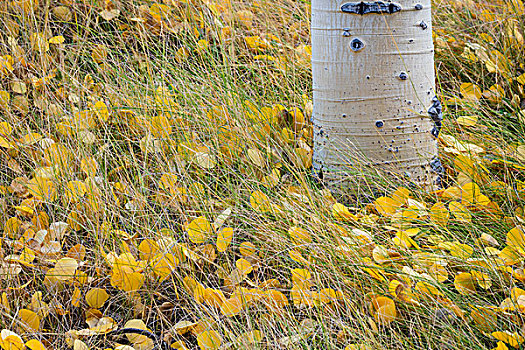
311, 0, 441, 190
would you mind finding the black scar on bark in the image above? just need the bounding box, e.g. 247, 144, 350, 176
341, 1, 402, 15
428, 96, 442, 138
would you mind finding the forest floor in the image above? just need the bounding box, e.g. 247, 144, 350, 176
1, 0, 525, 349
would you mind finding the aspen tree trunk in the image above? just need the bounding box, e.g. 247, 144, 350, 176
311, 0, 443, 191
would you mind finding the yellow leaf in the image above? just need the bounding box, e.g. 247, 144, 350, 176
19, 309, 40, 330
332, 203, 357, 221
25, 339, 47, 350
138, 239, 159, 261
456, 115, 478, 127
454, 272, 476, 295
220, 297, 243, 317
239, 242, 256, 256
121, 272, 144, 292
48, 35, 65, 44
374, 196, 400, 217
460, 83, 482, 101
91, 44, 108, 64
471, 270, 491, 289
492, 331, 524, 348
187, 216, 212, 244
85, 288, 109, 309
250, 190, 271, 213
471, 306, 497, 332
236, 258, 253, 276
370, 296, 396, 325
216, 227, 233, 253
0, 329, 24, 350
197, 330, 221, 350
449, 201, 471, 223
507, 226, 525, 249
93, 100, 109, 122
288, 226, 311, 244
430, 202, 449, 226
52, 257, 78, 280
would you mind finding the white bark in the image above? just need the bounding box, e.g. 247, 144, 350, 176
311, 0, 441, 190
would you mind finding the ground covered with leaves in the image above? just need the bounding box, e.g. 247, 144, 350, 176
1, 0, 525, 349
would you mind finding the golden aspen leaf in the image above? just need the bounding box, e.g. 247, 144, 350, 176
291, 268, 311, 288
216, 227, 233, 253
460, 83, 482, 101
456, 115, 478, 127
247, 148, 266, 167
197, 330, 221, 350
449, 242, 473, 259
430, 202, 449, 226
203, 288, 226, 308
492, 331, 524, 348
52, 257, 78, 280
499, 246, 521, 265
263, 289, 288, 309
71, 287, 82, 307
19, 309, 40, 330
370, 296, 396, 325
99, 9, 120, 21
483, 84, 505, 104
91, 44, 108, 64
159, 173, 178, 192
0, 329, 24, 349
25, 339, 46, 350
26, 177, 57, 201
250, 190, 271, 213
471, 270, 491, 289
175, 47, 190, 64
415, 281, 443, 297
220, 298, 243, 317
85, 288, 109, 309
374, 196, 400, 217
194, 152, 216, 169
80, 157, 98, 177
288, 226, 311, 244
332, 203, 357, 221
0, 136, 15, 149
152, 253, 177, 281
236, 258, 253, 276
289, 249, 309, 265
73, 339, 89, 350
149, 115, 172, 138
48, 35, 65, 44
454, 272, 476, 295
0, 91, 10, 110
65, 181, 87, 203
428, 264, 448, 283
449, 201, 471, 223
462, 182, 490, 206
187, 216, 212, 244
507, 226, 525, 249
391, 187, 411, 205
121, 272, 144, 292
138, 239, 159, 260
93, 100, 109, 122
239, 242, 256, 256
196, 40, 209, 54
123, 319, 150, 344
471, 306, 497, 332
